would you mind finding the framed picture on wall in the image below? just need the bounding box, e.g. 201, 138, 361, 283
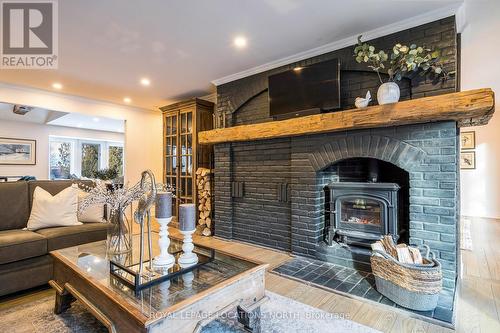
0, 138, 36, 165
460, 151, 475, 170
460, 131, 475, 150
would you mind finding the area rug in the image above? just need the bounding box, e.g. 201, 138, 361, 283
0, 291, 378, 333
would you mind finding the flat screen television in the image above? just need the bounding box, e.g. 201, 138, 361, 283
268, 58, 340, 119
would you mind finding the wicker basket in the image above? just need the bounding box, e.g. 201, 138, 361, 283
370, 245, 442, 311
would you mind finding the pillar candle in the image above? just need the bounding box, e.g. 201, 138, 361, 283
155, 191, 172, 219
179, 203, 196, 231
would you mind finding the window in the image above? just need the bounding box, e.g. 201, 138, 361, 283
49, 140, 74, 179
81, 142, 101, 178
108, 145, 124, 177
49, 136, 124, 180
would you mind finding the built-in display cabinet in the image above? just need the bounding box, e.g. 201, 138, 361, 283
160, 98, 214, 221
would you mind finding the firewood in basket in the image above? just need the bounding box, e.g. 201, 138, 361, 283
381, 235, 398, 258
408, 246, 423, 264
371, 241, 386, 257
396, 244, 414, 264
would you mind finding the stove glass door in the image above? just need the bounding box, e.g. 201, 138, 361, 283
337, 196, 385, 234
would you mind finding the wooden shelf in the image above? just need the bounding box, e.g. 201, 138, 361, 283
198, 88, 495, 145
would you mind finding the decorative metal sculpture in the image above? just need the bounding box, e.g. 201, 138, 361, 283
134, 170, 157, 276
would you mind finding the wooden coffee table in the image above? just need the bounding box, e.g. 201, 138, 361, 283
49, 238, 267, 333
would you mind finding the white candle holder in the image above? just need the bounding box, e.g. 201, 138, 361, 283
153, 217, 175, 268
178, 229, 198, 266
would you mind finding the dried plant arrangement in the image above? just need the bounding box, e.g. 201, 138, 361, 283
354, 35, 449, 84
78, 180, 145, 216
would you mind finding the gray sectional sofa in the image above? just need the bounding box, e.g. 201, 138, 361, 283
0, 180, 108, 296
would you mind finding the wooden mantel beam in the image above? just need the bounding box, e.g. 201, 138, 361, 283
198, 88, 495, 145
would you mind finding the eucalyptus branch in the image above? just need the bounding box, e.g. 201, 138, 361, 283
353, 35, 447, 84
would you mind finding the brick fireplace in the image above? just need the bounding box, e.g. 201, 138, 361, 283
211, 17, 461, 291
214, 122, 459, 290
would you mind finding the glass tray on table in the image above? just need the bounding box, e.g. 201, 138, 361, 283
109, 241, 215, 292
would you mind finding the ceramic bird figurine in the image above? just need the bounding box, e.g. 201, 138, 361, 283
355, 90, 371, 108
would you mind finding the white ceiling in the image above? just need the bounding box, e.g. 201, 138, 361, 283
0, 102, 65, 123
48, 113, 125, 133
0, 102, 124, 133
0, 0, 462, 110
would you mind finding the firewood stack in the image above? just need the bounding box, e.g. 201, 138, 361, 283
196, 167, 212, 236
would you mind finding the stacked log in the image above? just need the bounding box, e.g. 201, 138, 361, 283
371, 235, 424, 264
196, 167, 212, 236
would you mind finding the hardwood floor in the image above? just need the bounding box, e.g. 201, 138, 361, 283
172, 217, 500, 332
455, 216, 500, 333
1, 217, 499, 332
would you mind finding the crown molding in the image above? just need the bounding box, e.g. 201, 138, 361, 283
211, 3, 462, 86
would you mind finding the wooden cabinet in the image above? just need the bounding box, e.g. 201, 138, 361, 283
160, 98, 214, 221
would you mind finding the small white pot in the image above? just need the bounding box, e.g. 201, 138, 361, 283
377, 82, 400, 105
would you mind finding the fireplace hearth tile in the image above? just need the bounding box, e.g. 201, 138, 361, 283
324, 278, 343, 289
273, 266, 296, 276
311, 263, 335, 275
336, 282, 356, 293
302, 272, 320, 281
379, 297, 396, 306
364, 288, 383, 302
345, 272, 365, 285
311, 274, 333, 285
350, 283, 371, 297
272, 256, 455, 326
293, 268, 317, 279
331, 268, 352, 280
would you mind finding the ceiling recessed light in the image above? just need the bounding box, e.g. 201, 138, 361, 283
140, 78, 151, 86
92, 117, 100, 122
123, 97, 132, 103
52, 82, 63, 89
233, 36, 247, 49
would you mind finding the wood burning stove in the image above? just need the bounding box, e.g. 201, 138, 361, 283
326, 182, 400, 248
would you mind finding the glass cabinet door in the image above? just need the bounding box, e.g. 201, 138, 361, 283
179, 110, 193, 206
164, 112, 178, 217
164, 108, 195, 220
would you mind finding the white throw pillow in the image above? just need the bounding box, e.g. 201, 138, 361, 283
26, 185, 82, 230
78, 191, 105, 223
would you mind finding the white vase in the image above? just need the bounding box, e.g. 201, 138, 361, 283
377, 82, 400, 105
